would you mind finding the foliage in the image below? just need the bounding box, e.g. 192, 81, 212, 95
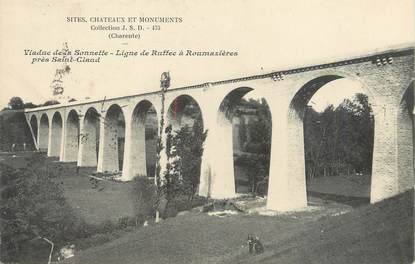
161, 118, 207, 215
236, 98, 271, 196
154, 83, 167, 221
0, 111, 35, 151
132, 177, 157, 223
235, 94, 373, 192
23, 102, 39, 109
8, 97, 24, 110
43, 100, 60, 106
0, 153, 146, 263
0, 153, 84, 263
170, 120, 207, 201
304, 93, 374, 179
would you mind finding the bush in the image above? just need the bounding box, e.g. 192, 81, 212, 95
132, 177, 157, 222
43, 100, 60, 106
0, 157, 84, 263
162, 201, 179, 218
117, 216, 137, 229
170, 195, 208, 213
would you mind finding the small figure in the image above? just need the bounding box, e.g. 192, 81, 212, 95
247, 234, 264, 254
23, 142, 26, 151
89, 177, 98, 189
11, 143, 16, 152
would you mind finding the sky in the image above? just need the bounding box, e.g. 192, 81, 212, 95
0, 0, 414, 109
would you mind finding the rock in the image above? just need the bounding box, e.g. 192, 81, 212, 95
177, 210, 189, 216
202, 203, 214, 212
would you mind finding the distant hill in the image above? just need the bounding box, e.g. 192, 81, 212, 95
0, 110, 35, 151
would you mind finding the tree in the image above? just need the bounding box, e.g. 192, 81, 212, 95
160, 125, 183, 216
23, 102, 39, 109
304, 93, 374, 179
8, 97, 24, 110
236, 98, 272, 196
43, 100, 60, 106
0, 154, 82, 263
171, 120, 207, 202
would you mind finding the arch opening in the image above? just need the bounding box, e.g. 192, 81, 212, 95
127, 100, 159, 179
397, 81, 414, 192
101, 104, 125, 173
217, 87, 272, 197
50, 112, 63, 157
38, 114, 49, 151
80, 107, 101, 167
165, 95, 205, 198
167, 95, 204, 133
289, 76, 374, 207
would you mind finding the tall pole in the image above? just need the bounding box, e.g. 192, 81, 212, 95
154, 72, 170, 222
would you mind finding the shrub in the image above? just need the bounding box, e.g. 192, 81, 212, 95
117, 216, 137, 229
0, 157, 83, 263
132, 177, 157, 222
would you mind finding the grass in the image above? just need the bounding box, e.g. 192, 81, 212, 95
62, 190, 413, 264
57, 167, 136, 224
2, 152, 413, 264
0, 152, 137, 225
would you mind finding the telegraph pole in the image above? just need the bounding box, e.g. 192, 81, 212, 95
154, 72, 170, 223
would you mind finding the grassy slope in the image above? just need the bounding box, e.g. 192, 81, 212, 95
241, 190, 413, 264
67, 190, 413, 264
2, 153, 412, 263
56, 165, 136, 224
0, 153, 137, 225
0, 110, 35, 151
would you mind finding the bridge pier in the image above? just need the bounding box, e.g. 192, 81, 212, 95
38, 115, 49, 151
97, 117, 120, 173
371, 104, 400, 202
48, 114, 62, 157
59, 117, 66, 161
371, 96, 414, 203
266, 102, 307, 211
199, 101, 236, 199
122, 111, 147, 180
61, 112, 80, 162
78, 115, 99, 167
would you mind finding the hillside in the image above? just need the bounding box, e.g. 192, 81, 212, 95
65, 190, 413, 264
0, 110, 35, 151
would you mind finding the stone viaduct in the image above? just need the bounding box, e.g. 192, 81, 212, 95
24, 45, 414, 211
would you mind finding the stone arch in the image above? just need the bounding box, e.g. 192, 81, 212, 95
166, 94, 204, 132
29, 115, 38, 145
283, 75, 374, 207
163, 94, 205, 193
38, 113, 49, 151
100, 104, 126, 173
49, 111, 63, 157
218, 87, 254, 125
79, 107, 101, 167
289, 75, 343, 119
397, 81, 414, 192
63, 110, 80, 162
212, 87, 273, 198
124, 100, 159, 179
